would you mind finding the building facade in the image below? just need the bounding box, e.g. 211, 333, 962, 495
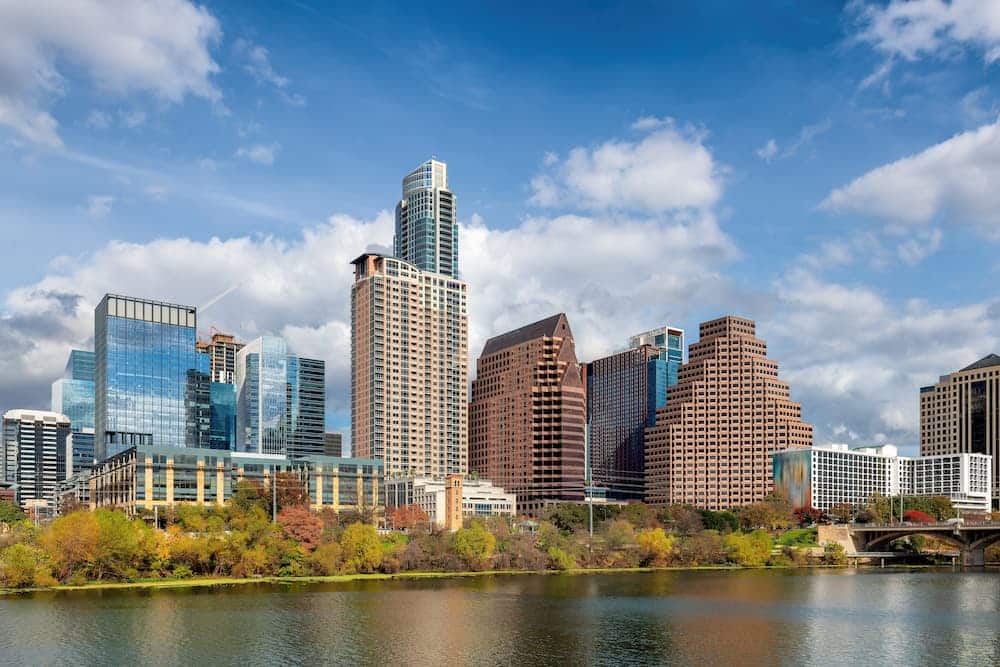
196, 332, 244, 384
235, 336, 325, 458
351, 253, 468, 478
324, 432, 343, 458
385, 474, 516, 530
2, 410, 69, 509
90, 445, 382, 515
469, 313, 587, 515
394, 159, 457, 277
644, 316, 813, 509
920, 354, 1000, 509
51, 349, 96, 475
585, 326, 684, 500
774, 444, 992, 513
94, 294, 210, 461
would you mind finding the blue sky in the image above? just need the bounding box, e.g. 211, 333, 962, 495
2, 0, 1000, 453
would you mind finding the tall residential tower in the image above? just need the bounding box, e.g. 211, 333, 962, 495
394, 159, 457, 277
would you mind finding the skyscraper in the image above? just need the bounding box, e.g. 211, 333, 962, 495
351, 252, 469, 477
644, 316, 813, 509
324, 432, 343, 457
51, 349, 95, 475
196, 332, 244, 383
920, 354, 1000, 509
394, 159, 457, 277
94, 294, 211, 461
469, 313, 586, 515
235, 336, 325, 458
2, 410, 69, 509
584, 325, 684, 500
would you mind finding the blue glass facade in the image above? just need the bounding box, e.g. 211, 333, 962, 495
94, 295, 210, 462
393, 159, 458, 277
52, 349, 96, 474
236, 336, 325, 457
209, 382, 237, 450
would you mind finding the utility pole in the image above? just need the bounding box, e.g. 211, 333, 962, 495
272, 465, 277, 522
585, 423, 593, 540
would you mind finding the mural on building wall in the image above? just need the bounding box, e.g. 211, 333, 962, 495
773, 450, 811, 509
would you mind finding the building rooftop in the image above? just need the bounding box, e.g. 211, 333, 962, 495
481, 313, 569, 357
960, 353, 1000, 372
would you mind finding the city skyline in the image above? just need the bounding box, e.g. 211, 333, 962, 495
2, 2, 1000, 455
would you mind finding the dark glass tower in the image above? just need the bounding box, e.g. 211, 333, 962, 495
94, 294, 210, 461
393, 159, 457, 277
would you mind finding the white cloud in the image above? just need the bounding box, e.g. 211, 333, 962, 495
234, 38, 306, 106
756, 139, 778, 162
529, 117, 723, 213
86, 195, 114, 219
0, 0, 221, 146
235, 143, 280, 166
119, 109, 147, 128
542, 151, 558, 166
766, 268, 1000, 452
86, 110, 111, 129
852, 0, 1000, 63
896, 227, 942, 264
821, 119, 1000, 236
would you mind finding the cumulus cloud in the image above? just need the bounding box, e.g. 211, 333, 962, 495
0, 0, 221, 146
821, 119, 1000, 236
236, 143, 280, 166
529, 117, 723, 213
765, 268, 1000, 453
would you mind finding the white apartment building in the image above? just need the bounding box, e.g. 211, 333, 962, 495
385, 475, 516, 530
774, 444, 992, 513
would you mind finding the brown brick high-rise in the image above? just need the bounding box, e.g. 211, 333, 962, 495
469, 313, 586, 515
644, 316, 812, 509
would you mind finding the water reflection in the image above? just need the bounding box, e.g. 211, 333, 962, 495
0, 570, 997, 666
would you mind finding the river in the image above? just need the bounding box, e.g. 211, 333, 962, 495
0, 569, 997, 665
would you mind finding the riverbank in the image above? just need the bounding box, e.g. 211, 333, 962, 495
3, 562, 964, 597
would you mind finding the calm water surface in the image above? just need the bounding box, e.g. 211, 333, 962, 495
1, 569, 997, 665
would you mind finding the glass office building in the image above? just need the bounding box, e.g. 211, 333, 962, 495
209, 382, 237, 450
236, 336, 325, 458
94, 294, 210, 462
51, 350, 96, 475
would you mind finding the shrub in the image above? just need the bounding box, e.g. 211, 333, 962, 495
636, 528, 675, 566
547, 546, 576, 571
339, 523, 382, 574
452, 522, 496, 571
903, 510, 934, 524
822, 542, 846, 565
308, 542, 342, 576
724, 530, 773, 567
0, 544, 54, 588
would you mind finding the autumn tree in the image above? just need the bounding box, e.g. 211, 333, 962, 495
40, 511, 101, 581
452, 521, 496, 571
275, 470, 309, 510
724, 530, 773, 567
231, 480, 267, 515
828, 503, 855, 524
636, 528, 675, 566
389, 504, 430, 531
278, 505, 323, 550
0, 543, 55, 588
340, 522, 382, 573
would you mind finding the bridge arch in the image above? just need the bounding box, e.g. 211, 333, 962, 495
862, 530, 968, 552
969, 532, 1000, 553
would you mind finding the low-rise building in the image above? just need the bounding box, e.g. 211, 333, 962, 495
56, 472, 91, 514
773, 444, 992, 514
90, 445, 382, 515
385, 475, 516, 530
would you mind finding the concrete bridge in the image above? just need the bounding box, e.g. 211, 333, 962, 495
819, 522, 1000, 566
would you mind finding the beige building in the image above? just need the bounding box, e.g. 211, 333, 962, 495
645, 315, 812, 509
196, 332, 244, 384
384, 474, 516, 531
920, 354, 1000, 509
350, 252, 469, 478
469, 313, 586, 515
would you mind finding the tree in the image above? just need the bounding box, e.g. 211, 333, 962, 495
601, 519, 635, 551
278, 505, 323, 550
724, 530, 773, 567
39, 511, 101, 581
274, 471, 309, 510
828, 503, 855, 524
308, 542, 342, 575
231, 480, 267, 516
452, 521, 496, 571
636, 528, 675, 566
339, 522, 382, 573
793, 507, 824, 527
822, 542, 846, 565
658, 505, 704, 535
91, 509, 155, 580
700, 509, 739, 533
903, 509, 934, 524
388, 504, 430, 531
864, 494, 891, 524
0, 544, 55, 588
547, 546, 575, 570
738, 501, 790, 531
0, 501, 26, 525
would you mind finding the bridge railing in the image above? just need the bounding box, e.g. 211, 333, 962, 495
849, 520, 1000, 529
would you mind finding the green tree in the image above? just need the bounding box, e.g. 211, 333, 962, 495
308, 541, 343, 575
724, 530, 773, 567
0, 543, 55, 588
636, 528, 675, 566
452, 521, 496, 571
0, 501, 26, 525
231, 480, 267, 516
699, 509, 739, 533
547, 546, 576, 570
828, 503, 855, 524
822, 541, 846, 565
92, 509, 155, 580
339, 522, 382, 573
